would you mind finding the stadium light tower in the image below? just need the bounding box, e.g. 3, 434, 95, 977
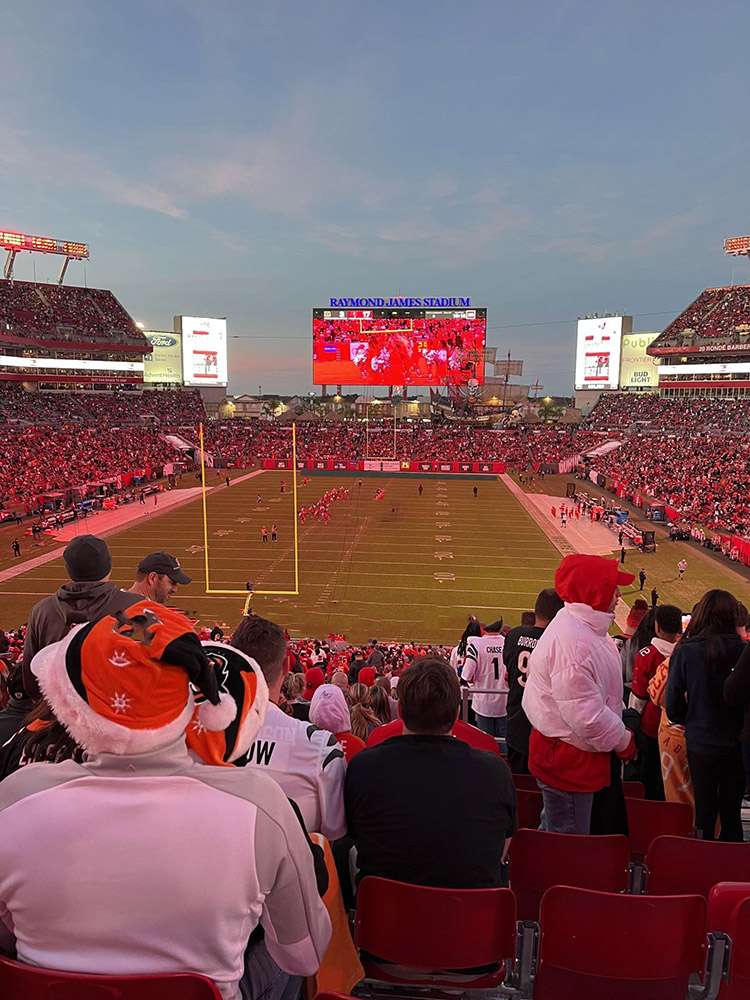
724, 235, 750, 264
0, 229, 89, 283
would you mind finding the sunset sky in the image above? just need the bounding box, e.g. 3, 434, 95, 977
2, 1, 749, 394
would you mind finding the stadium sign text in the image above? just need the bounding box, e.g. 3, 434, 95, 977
328, 296, 471, 308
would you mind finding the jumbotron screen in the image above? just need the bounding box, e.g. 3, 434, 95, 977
312, 307, 486, 386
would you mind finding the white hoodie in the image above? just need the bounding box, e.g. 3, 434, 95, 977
522, 602, 631, 755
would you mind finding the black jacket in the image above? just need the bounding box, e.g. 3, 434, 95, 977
345, 734, 516, 888
666, 633, 745, 752
723, 641, 750, 742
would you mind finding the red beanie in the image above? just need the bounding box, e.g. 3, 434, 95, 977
554, 554, 635, 613
358, 666, 376, 687
303, 666, 325, 701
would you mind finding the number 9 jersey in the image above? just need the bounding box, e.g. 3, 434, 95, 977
502, 625, 546, 757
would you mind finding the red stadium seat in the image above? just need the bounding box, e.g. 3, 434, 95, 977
646, 837, 750, 898
534, 886, 710, 999
509, 829, 630, 920
0, 957, 221, 999
708, 883, 750, 1000
622, 780, 646, 798
625, 796, 693, 859
511, 772, 539, 792
515, 788, 543, 830
355, 876, 516, 988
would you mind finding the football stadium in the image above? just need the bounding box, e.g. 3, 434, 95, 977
3, 6, 750, 998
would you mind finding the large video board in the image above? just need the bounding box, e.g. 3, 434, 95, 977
178, 316, 228, 387
143, 331, 183, 384
574, 316, 625, 391
312, 307, 486, 386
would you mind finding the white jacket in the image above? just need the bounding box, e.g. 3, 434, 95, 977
0, 738, 331, 1000
522, 603, 630, 754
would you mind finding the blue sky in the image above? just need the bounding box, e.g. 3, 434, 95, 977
2, 1, 749, 395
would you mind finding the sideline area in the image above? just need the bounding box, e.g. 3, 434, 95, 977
502, 474, 634, 632
0, 469, 266, 587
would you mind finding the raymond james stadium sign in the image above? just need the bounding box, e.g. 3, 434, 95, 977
328, 296, 472, 308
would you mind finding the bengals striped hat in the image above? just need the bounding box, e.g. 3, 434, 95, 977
32, 601, 239, 755
186, 642, 269, 766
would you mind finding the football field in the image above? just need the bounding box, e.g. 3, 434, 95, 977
0, 472, 562, 643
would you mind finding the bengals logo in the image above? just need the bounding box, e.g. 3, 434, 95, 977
191, 651, 230, 705
111, 608, 162, 646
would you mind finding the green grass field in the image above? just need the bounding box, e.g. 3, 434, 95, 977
0, 472, 560, 642
0, 469, 747, 641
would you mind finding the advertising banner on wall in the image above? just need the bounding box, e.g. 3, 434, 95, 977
619, 332, 659, 389
143, 331, 183, 384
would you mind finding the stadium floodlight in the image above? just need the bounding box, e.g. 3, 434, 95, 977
724, 236, 750, 257
198, 421, 300, 612
0, 228, 89, 283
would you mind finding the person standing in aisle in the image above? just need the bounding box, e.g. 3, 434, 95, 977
503, 589, 564, 774
461, 620, 508, 742
666, 589, 745, 840
522, 555, 637, 834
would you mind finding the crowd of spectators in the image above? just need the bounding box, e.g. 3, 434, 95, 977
0, 423, 175, 508
0, 279, 145, 347
585, 392, 750, 432
205, 419, 599, 469
0, 384, 205, 426
656, 284, 750, 345
591, 433, 750, 533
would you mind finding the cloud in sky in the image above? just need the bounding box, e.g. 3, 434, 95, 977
0, 122, 186, 220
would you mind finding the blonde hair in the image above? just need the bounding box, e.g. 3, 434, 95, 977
282, 672, 305, 701
349, 682, 381, 741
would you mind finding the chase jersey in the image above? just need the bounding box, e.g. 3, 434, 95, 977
463, 635, 508, 718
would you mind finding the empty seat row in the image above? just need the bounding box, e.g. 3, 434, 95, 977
509, 830, 750, 919
350, 876, 750, 998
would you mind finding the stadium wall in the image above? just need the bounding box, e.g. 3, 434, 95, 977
262, 458, 507, 475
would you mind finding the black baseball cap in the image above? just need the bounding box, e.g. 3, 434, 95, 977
64, 535, 112, 582
137, 552, 191, 585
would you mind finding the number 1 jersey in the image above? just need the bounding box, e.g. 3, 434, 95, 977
463, 634, 508, 718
